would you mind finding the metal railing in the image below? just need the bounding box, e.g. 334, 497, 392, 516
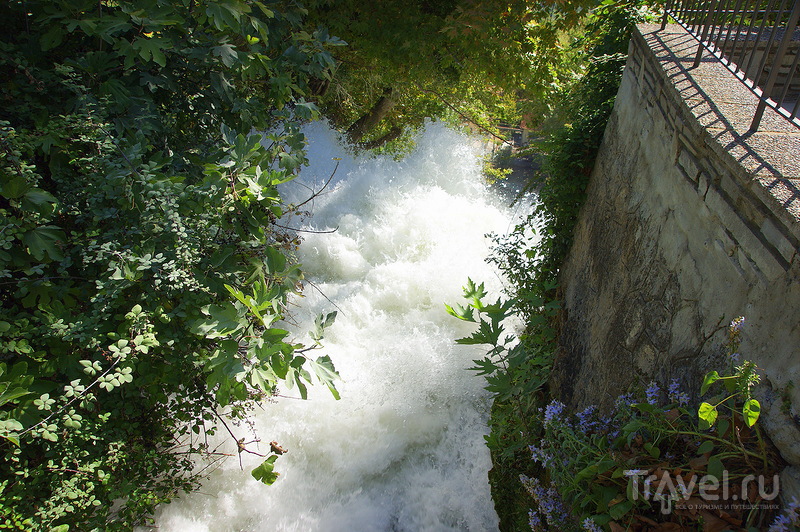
660, 0, 800, 131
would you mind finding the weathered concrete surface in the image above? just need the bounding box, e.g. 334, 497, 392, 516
554, 23, 800, 477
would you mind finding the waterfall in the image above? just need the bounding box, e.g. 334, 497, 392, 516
154, 121, 523, 532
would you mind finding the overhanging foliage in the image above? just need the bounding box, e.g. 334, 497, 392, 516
0, 1, 342, 528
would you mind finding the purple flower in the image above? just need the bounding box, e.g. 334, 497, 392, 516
788, 496, 800, 516
645, 382, 660, 406
614, 393, 634, 410
519, 475, 570, 526
768, 496, 800, 531
536, 483, 569, 524
544, 400, 566, 426
730, 351, 741, 363
576, 405, 599, 432
529, 444, 554, 467
528, 509, 542, 530
769, 513, 791, 532
583, 517, 603, 532
730, 316, 746, 332
668, 378, 690, 406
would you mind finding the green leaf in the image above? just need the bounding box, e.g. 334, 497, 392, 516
576, 464, 599, 481
23, 226, 65, 261
40, 26, 65, 51
131, 36, 168, 67
701, 371, 720, 395
212, 44, 239, 68
251, 455, 279, 485
644, 442, 660, 459
707, 456, 724, 481
190, 304, 242, 338
21, 188, 58, 215
463, 277, 487, 308
608, 499, 633, 520
0, 176, 32, 199
696, 440, 714, 455
743, 399, 760, 427
0, 385, 32, 407
264, 247, 287, 274
306, 355, 340, 400
621, 419, 644, 433
444, 302, 475, 322
698, 402, 718, 430
311, 311, 337, 342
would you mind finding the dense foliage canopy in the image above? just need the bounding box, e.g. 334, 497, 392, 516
305, 0, 597, 150
0, 1, 343, 528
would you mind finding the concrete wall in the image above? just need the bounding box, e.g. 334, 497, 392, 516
554, 24, 800, 493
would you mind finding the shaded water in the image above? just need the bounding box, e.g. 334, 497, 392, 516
154, 122, 522, 531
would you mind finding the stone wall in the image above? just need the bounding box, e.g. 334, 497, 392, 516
554, 24, 800, 495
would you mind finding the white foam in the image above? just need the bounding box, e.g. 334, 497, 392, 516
154, 121, 519, 531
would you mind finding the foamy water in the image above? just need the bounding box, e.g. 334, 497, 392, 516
153, 121, 521, 531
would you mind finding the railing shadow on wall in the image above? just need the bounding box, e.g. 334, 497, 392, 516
642, 27, 800, 213
660, 0, 800, 132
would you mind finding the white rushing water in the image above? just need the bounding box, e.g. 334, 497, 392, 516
155, 121, 520, 532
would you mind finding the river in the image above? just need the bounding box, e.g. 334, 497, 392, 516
154, 121, 522, 531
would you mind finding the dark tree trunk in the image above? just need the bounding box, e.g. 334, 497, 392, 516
346, 87, 396, 143
362, 125, 404, 150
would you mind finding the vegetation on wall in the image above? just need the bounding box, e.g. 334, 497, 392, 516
480, 5, 646, 525
446, 1, 663, 529
450, 278, 783, 529
449, 1, 796, 531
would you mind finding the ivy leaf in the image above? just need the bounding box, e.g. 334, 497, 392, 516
742, 399, 761, 427
251, 455, 279, 485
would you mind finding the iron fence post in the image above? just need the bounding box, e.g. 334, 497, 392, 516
751, 0, 800, 131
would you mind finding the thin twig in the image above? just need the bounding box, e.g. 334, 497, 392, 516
19, 354, 123, 437
305, 278, 345, 316
294, 160, 340, 210
272, 222, 338, 234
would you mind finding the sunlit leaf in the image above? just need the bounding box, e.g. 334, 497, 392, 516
251, 455, 279, 485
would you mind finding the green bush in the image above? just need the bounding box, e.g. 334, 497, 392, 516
0, 1, 343, 529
